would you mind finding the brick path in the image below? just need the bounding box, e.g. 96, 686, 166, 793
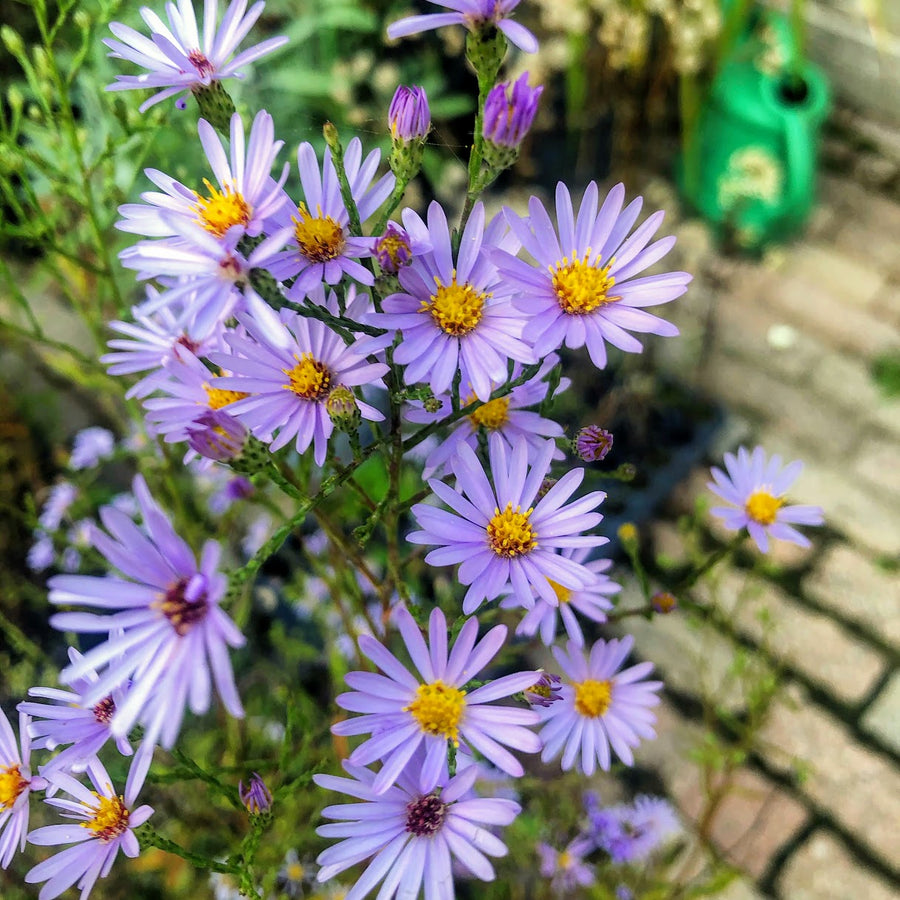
621, 171, 900, 897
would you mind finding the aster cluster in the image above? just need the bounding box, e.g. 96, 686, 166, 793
8, 1, 827, 898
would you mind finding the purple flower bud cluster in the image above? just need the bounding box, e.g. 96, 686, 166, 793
483, 73, 542, 150
388, 85, 430, 143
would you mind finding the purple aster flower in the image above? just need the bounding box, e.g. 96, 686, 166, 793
523, 672, 563, 708
38, 482, 78, 531
105, 0, 288, 112
504, 549, 620, 646
25, 755, 153, 899
276, 849, 314, 898
186, 409, 250, 462
374, 223, 413, 274
707, 445, 824, 553
387, 0, 538, 54
536, 836, 595, 895
19, 648, 133, 776
409, 434, 607, 613
27, 533, 55, 572
117, 110, 289, 242
267, 138, 394, 295
70, 428, 115, 471
331, 605, 541, 794
405, 356, 568, 479
239, 772, 272, 814
314, 755, 521, 897
0, 707, 47, 869
389, 85, 431, 142
537, 636, 662, 775
483, 73, 542, 149
497, 182, 692, 369
372, 201, 534, 402
585, 793, 680, 863
48, 475, 245, 749
574, 425, 614, 462
210, 298, 388, 466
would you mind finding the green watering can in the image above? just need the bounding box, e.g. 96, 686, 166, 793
682, 9, 830, 249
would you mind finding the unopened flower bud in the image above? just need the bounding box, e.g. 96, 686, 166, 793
374, 223, 413, 274
651, 591, 677, 614
537, 477, 557, 499
186, 409, 248, 462
326, 385, 361, 432
423, 396, 443, 414
389, 85, 430, 142
573, 425, 614, 462
524, 672, 563, 707
239, 773, 272, 815
482, 73, 543, 170
1, 26, 23, 58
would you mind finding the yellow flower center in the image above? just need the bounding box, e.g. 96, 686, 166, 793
0, 765, 28, 809
404, 680, 466, 742
558, 851, 573, 869
469, 395, 510, 431
204, 380, 249, 410
285, 863, 304, 881
487, 503, 537, 557
425, 273, 488, 336
193, 179, 251, 238
82, 793, 130, 842
573, 678, 613, 718
283, 353, 332, 401
377, 232, 411, 269
745, 490, 783, 526
548, 580, 572, 604
293, 204, 346, 262
551, 252, 619, 315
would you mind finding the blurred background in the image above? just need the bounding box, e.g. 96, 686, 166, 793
1, 1, 898, 898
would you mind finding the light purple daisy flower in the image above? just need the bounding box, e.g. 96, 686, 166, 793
537, 636, 662, 776
0, 707, 47, 869
585, 793, 680, 863
105, 0, 288, 112
497, 182, 692, 369
38, 482, 79, 531
707, 445, 824, 553
19, 648, 133, 776
48, 475, 245, 749
210, 297, 388, 465
502, 549, 619, 646
331, 605, 541, 795
117, 110, 288, 242
25, 755, 153, 900
409, 434, 607, 614
536, 836, 595, 895
405, 356, 568, 479
70, 428, 116, 472
387, 0, 538, 54
371, 201, 534, 402
267, 138, 395, 296
314, 755, 521, 899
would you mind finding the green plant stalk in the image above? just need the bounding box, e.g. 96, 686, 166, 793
323, 122, 363, 237
565, 30, 589, 132
137, 824, 240, 874
679, 71, 702, 207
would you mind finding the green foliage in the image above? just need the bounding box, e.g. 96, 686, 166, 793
871, 350, 900, 399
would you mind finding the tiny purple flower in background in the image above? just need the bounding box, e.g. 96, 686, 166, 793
26, 755, 153, 899
505, 549, 620, 646
537, 836, 595, 895
389, 85, 431, 142
48, 475, 245, 749
267, 138, 394, 295
651, 590, 677, 614
538, 636, 662, 775
409, 435, 606, 613
374, 201, 534, 402
210, 301, 388, 465
19, 648, 132, 776
387, 0, 538, 54
239, 773, 272, 814
104, 0, 288, 112
708, 445, 824, 553
117, 110, 289, 242
523, 672, 563, 708
314, 758, 521, 897
497, 182, 692, 369
27, 534, 55, 573
276, 849, 313, 898
0, 707, 46, 869
38, 482, 78, 531
585, 793, 680, 863
574, 425, 614, 462
70, 427, 115, 471
483, 73, 542, 149
331, 605, 541, 794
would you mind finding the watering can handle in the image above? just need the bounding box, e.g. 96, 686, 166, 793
783, 112, 813, 208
